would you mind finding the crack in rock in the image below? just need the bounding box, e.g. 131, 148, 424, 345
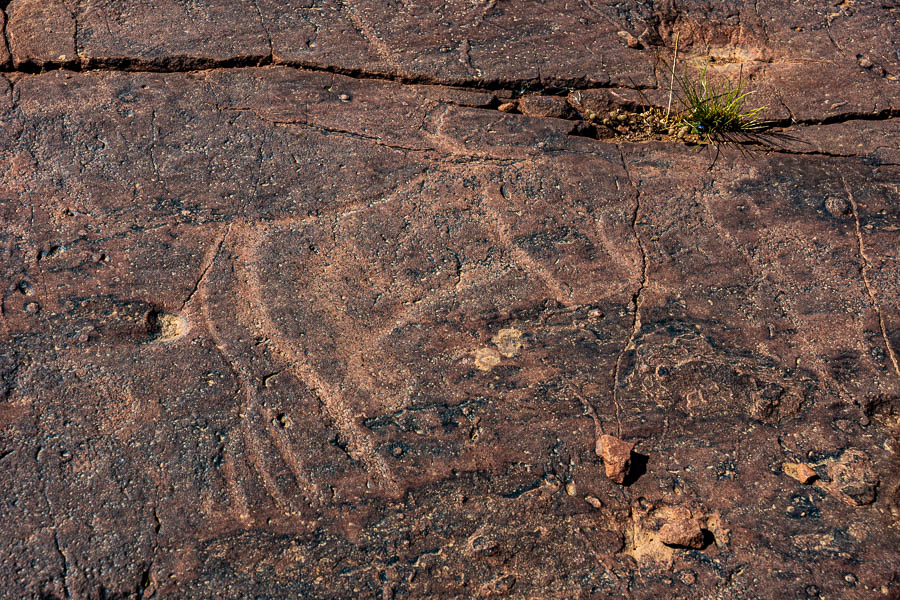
842, 176, 900, 378
611, 145, 649, 438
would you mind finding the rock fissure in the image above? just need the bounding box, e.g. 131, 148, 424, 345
251, 0, 274, 62
34, 436, 73, 600
180, 226, 230, 312
0, 54, 649, 93
842, 176, 900, 378
759, 146, 884, 161
263, 115, 525, 165
51, 530, 72, 600
273, 119, 429, 153
68, 3, 79, 60
611, 145, 648, 439
0, 60, 896, 139
0, 6, 9, 68
781, 108, 900, 128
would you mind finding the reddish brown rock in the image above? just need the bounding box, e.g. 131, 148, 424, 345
0, 11, 9, 67
597, 434, 634, 484
585, 495, 603, 509
6, 0, 76, 68
517, 95, 575, 119
4, 0, 896, 120
1, 2, 899, 599
783, 462, 818, 484
660, 518, 706, 549
823, 449, 880, 506
1, 62, 898, 598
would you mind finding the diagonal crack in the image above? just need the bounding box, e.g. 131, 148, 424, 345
180, 225, 231, 312
842, 176, 900, 378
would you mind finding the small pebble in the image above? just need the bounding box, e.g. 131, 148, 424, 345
338, 93, 351, 102
25, 302, 40, 314
497, 102, 517, 113
617, 30, 641, 49
565, 482, 576, 496
585, 495, 602, 509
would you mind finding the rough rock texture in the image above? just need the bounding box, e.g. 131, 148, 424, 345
659, 518, 705, 550
597, 434, 635, 485
0, 1, 899, 599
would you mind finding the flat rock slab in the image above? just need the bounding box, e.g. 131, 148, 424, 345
1, 2, 899, 599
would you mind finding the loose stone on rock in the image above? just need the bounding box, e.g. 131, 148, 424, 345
659, 518, 705, 549
596, 434, 634, 484
783, 462, 818, 484
616, 30, 642, 49
825, 196, 851, 217
474, 347, 502, 371
585, 496, 603, 509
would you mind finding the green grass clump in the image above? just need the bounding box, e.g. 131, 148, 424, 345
675, 63, 768, 144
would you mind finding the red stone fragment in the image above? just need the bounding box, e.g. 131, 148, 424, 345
660, 518, 705, 549
597, 434, 634, 484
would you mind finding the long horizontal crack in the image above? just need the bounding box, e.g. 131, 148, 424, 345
0, 53, 642, 95
768, 108, 900, 128
757, 146, 899, 164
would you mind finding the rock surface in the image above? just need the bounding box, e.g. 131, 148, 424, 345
0, 1, 899, 599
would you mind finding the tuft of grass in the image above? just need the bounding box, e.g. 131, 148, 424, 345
674, 63, 769, 144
